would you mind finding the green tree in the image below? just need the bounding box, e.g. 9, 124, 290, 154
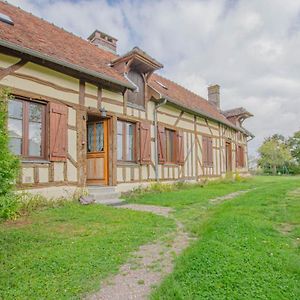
0, 88, 19, 195
288, 130, 300, 164
258, 136, 292, 175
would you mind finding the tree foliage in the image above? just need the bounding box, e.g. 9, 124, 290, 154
258, 135, 292, 175
288, 130, 300, 164
0, 88, 19, 196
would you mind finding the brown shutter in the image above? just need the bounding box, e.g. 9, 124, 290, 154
208, 137, 213, 166
236, 144, 240, 167
240, 146, 244, 167
202, 136, 208, 166
140, 121, 151, 164
49, 102, 68, 161
157, 125, 166, 164
176, 130, 184, 165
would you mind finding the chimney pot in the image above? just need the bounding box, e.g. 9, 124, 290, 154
87, 30, 117, 53
208, 84, 220, 110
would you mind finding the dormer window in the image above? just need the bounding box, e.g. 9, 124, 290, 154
127, 70, 145, 108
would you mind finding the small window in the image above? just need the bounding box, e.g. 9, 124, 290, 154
165, 128, 176, 163
127, 70, 145, 108
8, 98, 45, 159
117, 120, 136, 162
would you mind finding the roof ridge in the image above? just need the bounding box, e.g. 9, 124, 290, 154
2, 1, 117, 59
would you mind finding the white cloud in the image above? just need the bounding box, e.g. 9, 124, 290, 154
7, 0, 300, 156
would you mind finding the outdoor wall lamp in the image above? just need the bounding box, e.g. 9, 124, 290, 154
100, 107, 107, 118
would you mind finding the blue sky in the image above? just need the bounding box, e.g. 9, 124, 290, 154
7, 0, 300, 157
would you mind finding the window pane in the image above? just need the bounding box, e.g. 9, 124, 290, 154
8, 118, 22, 138
96, 123, 104, 152
9, 137, 22, 155
29, 122, 42, 156
8, 101, 24, 156
126, 123, 134, 161
8, 100, 23, 119
87, 124, 94, 152
117, 134, 123, 160
29, 102, 42, 122
117, 121, 123, 134
166, 129, 174, 163
117, 121, 123, 160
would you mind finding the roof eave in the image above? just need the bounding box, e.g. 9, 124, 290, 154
0, 39, 135, 90
150, 90, 244, 133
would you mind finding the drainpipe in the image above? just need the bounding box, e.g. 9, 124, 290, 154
154, 98, 167, 182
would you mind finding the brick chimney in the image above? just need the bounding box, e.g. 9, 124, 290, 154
88, 30, 117, 53
208, 84, 220, 109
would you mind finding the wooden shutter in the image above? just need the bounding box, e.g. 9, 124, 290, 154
239, 146, 244, 167
208, 137, 213, 166
176, 130, 184, 165
202, 136, 208, 166
157, 125, 166, 164
49, 102, 68, 161
235, 144, 239, 167
140, 121, 151, 164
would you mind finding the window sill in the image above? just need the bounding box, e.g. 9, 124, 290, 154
117, 161, 139, 167
127, 103, 146, 111
22, 160, 51, 164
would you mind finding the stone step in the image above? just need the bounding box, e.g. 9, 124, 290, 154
88, 186, 117, 194
90, 191, 121, 201
94, 198, 125, 206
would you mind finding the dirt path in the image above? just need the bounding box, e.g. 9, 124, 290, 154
209, 189, 251, 205
86, 190, 251, 300
86, 204, 191, 300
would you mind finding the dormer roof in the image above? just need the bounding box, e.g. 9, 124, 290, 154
111, 47, 163, 73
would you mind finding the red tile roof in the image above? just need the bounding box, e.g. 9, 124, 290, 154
0, 1, 251, 132
0, 1, 129, 86
149, 74, 236, 128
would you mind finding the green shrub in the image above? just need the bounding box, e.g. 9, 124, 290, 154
18, 193, 71, 216
0, 88, 19, 196
0, 192, 75, 221
0, 193, 20, 220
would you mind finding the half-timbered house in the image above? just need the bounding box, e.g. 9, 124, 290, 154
0, 2, 253, 198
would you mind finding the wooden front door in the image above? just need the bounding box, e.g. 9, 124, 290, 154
87, 120, 108, 185
225, 142, 232, 172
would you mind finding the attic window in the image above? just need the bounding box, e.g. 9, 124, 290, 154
155, 80, 168, 90
0, 13, 14, 25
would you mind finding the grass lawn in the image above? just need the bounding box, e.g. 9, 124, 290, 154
127, 176, 300, 299
0, 202, 174, 299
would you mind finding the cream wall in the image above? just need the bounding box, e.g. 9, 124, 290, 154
1, 52, 250, 196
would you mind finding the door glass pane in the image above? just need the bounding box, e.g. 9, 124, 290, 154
87, 124, 94, 152
29, 122, 42, 156
117, 121, 123, 160
96, 122, 104, 152
8, 100, 23, 119
126, 123, 134, 161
